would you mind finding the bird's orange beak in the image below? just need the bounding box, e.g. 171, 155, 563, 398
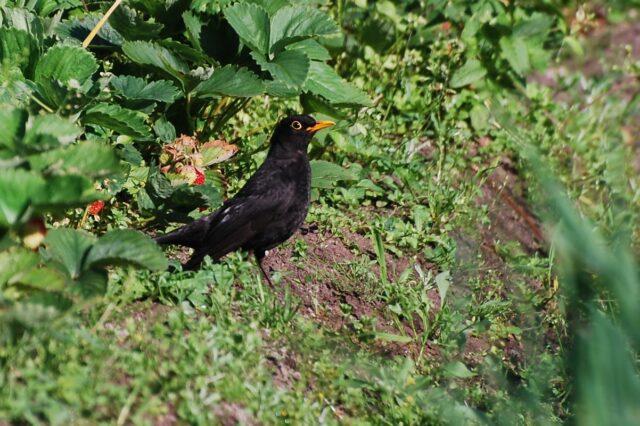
306, 120, 335, 133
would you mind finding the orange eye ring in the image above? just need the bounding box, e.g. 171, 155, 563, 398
291, 121, 302, 130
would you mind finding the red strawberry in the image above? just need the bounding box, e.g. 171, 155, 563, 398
88, 200, 105, 216
193, 168, 205, 186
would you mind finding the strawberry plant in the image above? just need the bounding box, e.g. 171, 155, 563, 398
0, 104, 166, 340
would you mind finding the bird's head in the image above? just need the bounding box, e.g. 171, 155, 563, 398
270, 114, 335, 156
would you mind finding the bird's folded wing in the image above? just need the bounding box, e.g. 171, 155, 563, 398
198, 186, 293, 259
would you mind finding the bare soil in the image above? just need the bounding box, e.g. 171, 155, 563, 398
263, 227, 439, 358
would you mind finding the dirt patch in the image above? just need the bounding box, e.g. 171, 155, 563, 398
212, 402, 257, 426
454, 151, 545, 286
573, 18, 640, 79
165, 245, 194, 265
264, 341, 302, 389
103, 301, 172, 337
478, 160, 544, 253
262, 227, 439, 358
463, 336, 491, 367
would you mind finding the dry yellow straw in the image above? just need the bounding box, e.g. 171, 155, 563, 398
82, 0, 123, 48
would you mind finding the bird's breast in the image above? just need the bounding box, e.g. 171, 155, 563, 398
275, 156, 311, 191
274, 156, 311, 221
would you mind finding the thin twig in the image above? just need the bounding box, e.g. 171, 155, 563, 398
82, 0, 123, 48
78, 207, 90, 229
29, 93, 54, 113
92, 302, 115, 332
117, 387, 139, 426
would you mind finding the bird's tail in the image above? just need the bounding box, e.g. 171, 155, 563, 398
153, 214, 213, 248
154, 231, 180, 245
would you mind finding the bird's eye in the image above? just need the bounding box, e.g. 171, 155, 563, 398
291, 121, 302, 130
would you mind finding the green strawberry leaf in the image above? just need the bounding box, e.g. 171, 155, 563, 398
450, 58, 487, 88
303, 61, 371, 106
44, 229, 96, 279
85, 229, 168, 271
122, 40, 189, 83
110, 75, 181, 103
310, 160, 357, 189
269, 6, 339, 54
193, 65, 264, 98
252, 50, 309, 88
83, 103, 152, 140
223, 2, 270, 55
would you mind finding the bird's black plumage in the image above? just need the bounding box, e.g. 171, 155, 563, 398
155, 114, 334, 278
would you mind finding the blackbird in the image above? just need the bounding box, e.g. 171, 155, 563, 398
154, 114, 335, 283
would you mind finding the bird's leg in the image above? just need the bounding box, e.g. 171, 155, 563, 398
255, 250, 274, 287
183, 249, 206, 271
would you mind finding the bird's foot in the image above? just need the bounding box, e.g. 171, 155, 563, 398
255, 254, 275, 287
258, 261, 275, 287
